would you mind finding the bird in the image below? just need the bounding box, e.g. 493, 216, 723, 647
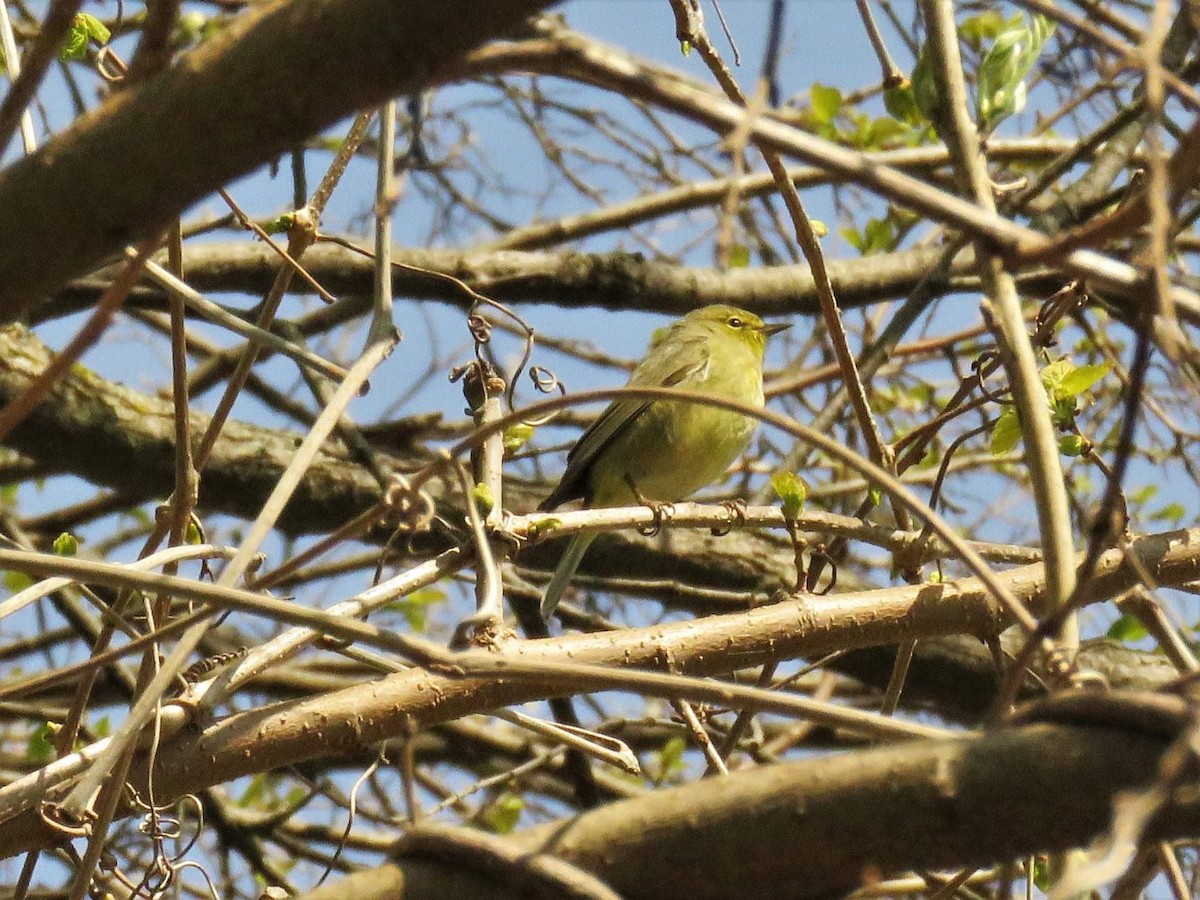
538, 304, 789, 619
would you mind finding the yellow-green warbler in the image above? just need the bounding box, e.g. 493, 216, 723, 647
539, 304, 789, 619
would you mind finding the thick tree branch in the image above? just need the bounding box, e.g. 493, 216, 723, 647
0, 0, 558, 318
49, 240, 1074, 323
309, 716, 1199, 899
0, 323, 385, 534
833, 635, 1183, 726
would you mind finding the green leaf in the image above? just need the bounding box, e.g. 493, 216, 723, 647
653, 736, 687, 785
809, 83, 842, 125
990, 408, 1022, 455
1107, 613, 1148, 642
862, 216, 895, 255
471, 483, 494, 516
502, 423, 535, 456
1031, 856, 1052, 892
867, 485, 883, 507
911, 47, 940, 122
1038, 357, 1074, 396
809, 219, 828, 238
1130, 484, 1158, 506
3, 571, 33, 592
482, 793, 524, 834
81, 13, 111, 43
185, 519, 204, 545
61, 13, 110, 61
976, 13, 1055, 129
263, 213, 295, 235
884, 83, 924, 126
528, 516, 562, 540
839, 226, 865, 253
680, 40, 691, 57
178, 11, 214, 44
1050, 397, 1076, 429
860, 116, 912, 150
52, 532, 78, 556
728, 244, 751, 268
179, 10, 206, 40
26, 722, 54, 764
1057, 363, 1109, 398
239, 772, 278, 807
1058, 434, 1084, 457
960, 10, 1006, 47
1151, 502, 1186, 524
386, 588, 447, 631
771, 471, 808, 520
60, 27, 87, 61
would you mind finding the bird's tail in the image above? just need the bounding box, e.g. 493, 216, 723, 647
540, 532, 597, 620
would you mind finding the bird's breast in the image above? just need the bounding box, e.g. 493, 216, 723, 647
589, 347, 763, 506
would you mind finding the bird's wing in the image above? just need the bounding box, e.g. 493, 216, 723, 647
539, 332, 710, 510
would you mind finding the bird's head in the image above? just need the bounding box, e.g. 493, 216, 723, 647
684, 304, 790, 358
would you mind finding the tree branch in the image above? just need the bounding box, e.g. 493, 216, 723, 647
0, 0, 558, 318
48, 240, 1081, 324
305, 716, 1199, 900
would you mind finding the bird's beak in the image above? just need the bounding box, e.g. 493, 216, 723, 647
760, 321, 791, 337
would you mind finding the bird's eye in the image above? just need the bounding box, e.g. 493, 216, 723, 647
727, 317, 743, 328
